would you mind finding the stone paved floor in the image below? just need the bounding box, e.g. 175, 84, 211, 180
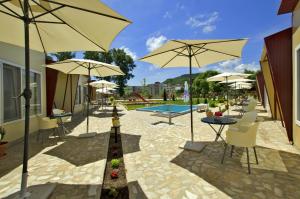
1, 105, 300, 199
121, 105, 300, 199
0, 108, 114, 199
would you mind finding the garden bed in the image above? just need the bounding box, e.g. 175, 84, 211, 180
100, 130, 129, 199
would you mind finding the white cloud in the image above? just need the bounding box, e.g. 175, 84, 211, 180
120, 46, 137, 60
146, 35, 167, 51
163, 11, 172, 19
234, 62, 260, 72
219, 59, 241, 69
186, 12, 219, 33
217, 59, 259, 72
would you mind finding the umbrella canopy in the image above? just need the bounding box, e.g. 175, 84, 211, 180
89, 80, 118, 88
0, 0, 131, 52
207, 72, 250, 110
0, 1, 130, 196
47, 59, 124, 135
47, 59, 125, 77
207, 72, 250, 82
140, 39, 247, 151
219, 78, 255, 84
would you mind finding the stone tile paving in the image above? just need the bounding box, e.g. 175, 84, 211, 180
120, 104, 300, 199
0, 108, 114, 199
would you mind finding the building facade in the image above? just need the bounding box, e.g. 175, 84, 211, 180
0, 42, 46, 142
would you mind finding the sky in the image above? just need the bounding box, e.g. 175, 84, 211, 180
77, 0, 291, 86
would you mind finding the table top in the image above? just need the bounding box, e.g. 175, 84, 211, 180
201, 116, 237, 125
50, 112, 72, 118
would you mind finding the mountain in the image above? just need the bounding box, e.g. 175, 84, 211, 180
163, 73, 201, 85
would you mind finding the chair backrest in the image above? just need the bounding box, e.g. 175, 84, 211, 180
226, 122, 259, 147
53, 109, 64, 115
240, 110, 257, 123
243, 99, 257, 112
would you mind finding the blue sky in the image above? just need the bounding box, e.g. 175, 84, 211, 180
78, 0, 291, 86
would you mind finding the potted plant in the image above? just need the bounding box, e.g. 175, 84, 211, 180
111, 159, 120, 169
110, 169, 119, 179
0, 126, 7, 157
206, 109, 213, 117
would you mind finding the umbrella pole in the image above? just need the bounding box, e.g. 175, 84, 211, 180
87, 64, 90, 133
20, 0, 30, 197
226, 77, 229, 115
188, 46, 194, 142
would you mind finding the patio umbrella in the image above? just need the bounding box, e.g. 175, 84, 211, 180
0, 0, 130, 197
47, 59, 124, 137
89, 80, 118, 110
220, 79, 254, 102
207, 72, 250, 112
140, 39, 247, 152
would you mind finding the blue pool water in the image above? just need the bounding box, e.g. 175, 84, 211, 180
137, 105, 196, 114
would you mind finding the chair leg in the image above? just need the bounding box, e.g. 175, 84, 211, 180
253, 147, 258, 164
246, 147, 251, 174
221, 144, 228, 164
230, 145, 234, 157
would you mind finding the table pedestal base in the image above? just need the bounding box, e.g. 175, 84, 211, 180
78, 132, 97, 138
179, 141, 206, 152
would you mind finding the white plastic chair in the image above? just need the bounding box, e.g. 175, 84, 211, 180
221, 111, 259, 174
38, 116, 58, 143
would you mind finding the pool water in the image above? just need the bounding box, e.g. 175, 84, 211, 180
137, 105, 196, 114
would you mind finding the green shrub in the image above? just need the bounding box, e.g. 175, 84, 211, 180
111, 159, 120, 169
218, 98, 224, 103
209, 101, 216, 108
204, 98, 208, 104
196, 98, 200, 104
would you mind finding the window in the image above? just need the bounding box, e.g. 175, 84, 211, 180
1, 62, 42, 123
3, 64, 21, 122
22, 71, 41, 116
297, 49, 300, 123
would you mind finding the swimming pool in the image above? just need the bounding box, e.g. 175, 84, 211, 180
137, 104, 196, 114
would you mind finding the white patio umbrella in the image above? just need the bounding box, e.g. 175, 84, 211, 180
219, 78, 255, 84
0, 1, 130, 197
47, 59, 124, 137
207, 72, 250, 111
140, 39, 248, 152
89, 80, 118, 88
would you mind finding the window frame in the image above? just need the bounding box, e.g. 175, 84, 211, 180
295, 44, 300, 126
0, 58, 43, 125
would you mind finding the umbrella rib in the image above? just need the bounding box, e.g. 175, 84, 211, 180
17, 0, 24, 14
41, 0, 131, 23
0, 2, 22, 18
0, 9, 21, 19
172, 49, 189, 57
172, 38, 246, 47
191, 44, 206, 56
31, 5, 65, 20
66, 62, 88, 74
140, 46, 186, 60
32, 0, 106, 52
28, 5, 47, 55
161, 47, 187, 68
200, 47, 240, 58
190, 47, 201, 68
33, 20, 65, 24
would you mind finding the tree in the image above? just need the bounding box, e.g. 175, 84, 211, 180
83, 49, 136, 96
163, 89, 167, 101
52, 52, 75, 61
